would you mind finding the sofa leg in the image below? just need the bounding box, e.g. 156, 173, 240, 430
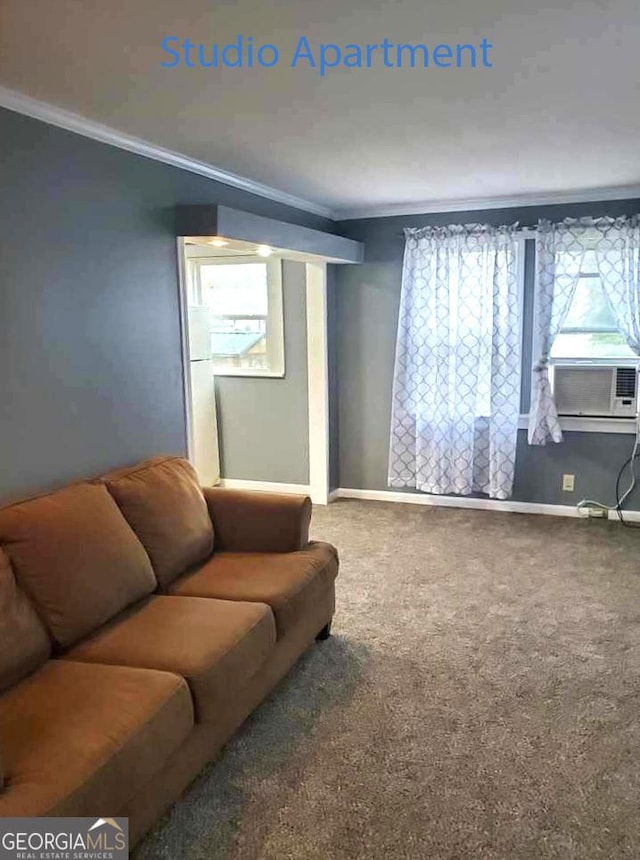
316, 621, 332, 641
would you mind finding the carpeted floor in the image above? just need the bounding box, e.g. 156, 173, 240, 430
135, 500, 640, 859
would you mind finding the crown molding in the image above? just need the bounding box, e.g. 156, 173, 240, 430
334, 185, 640, 221
0, 85, 333, 219
3, 85, 640, 225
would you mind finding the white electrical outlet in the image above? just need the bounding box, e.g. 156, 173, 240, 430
562, 474, 575, 492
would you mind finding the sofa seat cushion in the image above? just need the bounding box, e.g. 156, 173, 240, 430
64, 595, 276, 722
170, 541, 339, 638
0, 549, 51, 693
0, 482, 157, 648
102, 457, 214, 590
0, 660, 193, 818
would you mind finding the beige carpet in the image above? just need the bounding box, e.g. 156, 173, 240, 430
135, 500, 640, 859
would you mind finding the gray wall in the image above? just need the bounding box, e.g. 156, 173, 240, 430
4, 103, 637, 507
215, 260, 309, 484
334, 198, 640, 506
0, 107, 330, 502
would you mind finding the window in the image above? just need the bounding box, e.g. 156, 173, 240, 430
188, 257, 284, 377
550, 250, 635, 362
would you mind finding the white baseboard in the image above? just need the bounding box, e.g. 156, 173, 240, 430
219, 478, 311, 495
217, 481, 640, 522
333, 487, 640, 522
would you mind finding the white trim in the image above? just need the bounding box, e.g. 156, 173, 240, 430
305, 262, 330, 505
265, 259, 285, 376
516, 235, 527, 390
219, 478, 311, 495
333, 487, 640, 521
336, 186, 640, 221
556, 416, 637, 434
0, 85, 331, 219
198, 368, 285, 379
176, 238, 195, 463
517, 413, 636, 434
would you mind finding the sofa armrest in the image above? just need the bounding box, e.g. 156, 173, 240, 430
203, 487, 312, 553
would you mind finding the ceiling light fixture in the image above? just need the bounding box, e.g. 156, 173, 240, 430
256, 244, 273, 257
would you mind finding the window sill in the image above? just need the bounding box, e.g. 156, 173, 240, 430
518, 415, 637, 434
214, 369, 285, 379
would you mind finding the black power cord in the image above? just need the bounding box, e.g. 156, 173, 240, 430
615, 447, 640, 527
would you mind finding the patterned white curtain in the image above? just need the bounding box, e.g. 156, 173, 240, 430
529, 216, 640, 446
388, 224, 521, 500
596, 215, 640, 354
528, 220, 584, 445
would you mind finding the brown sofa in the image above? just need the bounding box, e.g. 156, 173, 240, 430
0, 456, 338, 845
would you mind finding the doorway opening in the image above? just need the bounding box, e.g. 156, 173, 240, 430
178, 236, 330, 503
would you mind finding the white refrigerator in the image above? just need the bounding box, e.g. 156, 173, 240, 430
187, 305, 221, 486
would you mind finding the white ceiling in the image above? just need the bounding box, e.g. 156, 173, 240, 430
1, 0, 639, 217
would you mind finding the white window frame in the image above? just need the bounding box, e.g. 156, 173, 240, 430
549, 269, 636, 368
189, 255, 285, 378
526, 243, 638, 434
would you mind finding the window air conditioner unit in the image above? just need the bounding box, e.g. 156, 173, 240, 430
553, 364, 638, 418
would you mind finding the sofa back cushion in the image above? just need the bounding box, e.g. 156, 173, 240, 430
103, 457, 214, 589
0, 483, 157, 648
0, 549, 51, 692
